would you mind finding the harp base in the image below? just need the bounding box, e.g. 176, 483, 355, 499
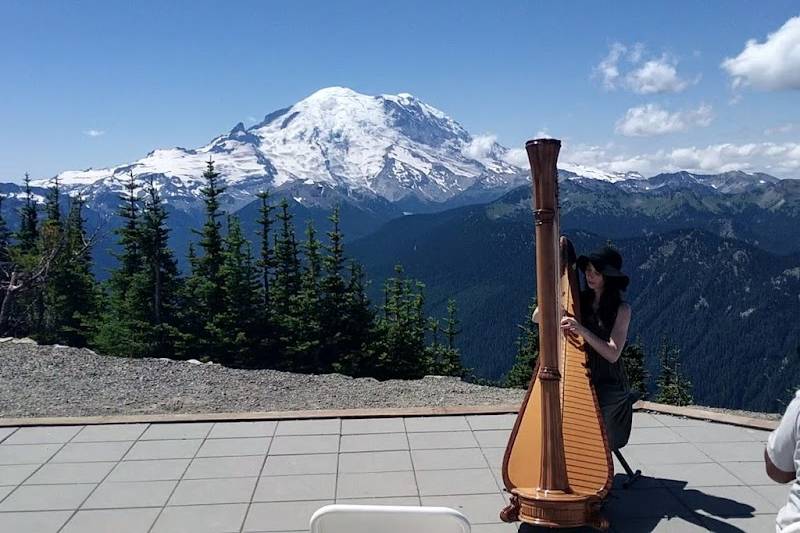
501, 490, 609, 530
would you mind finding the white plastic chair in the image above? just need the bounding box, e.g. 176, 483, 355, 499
309, 504, 471, 533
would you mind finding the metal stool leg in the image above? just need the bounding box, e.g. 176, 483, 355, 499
613, 449, 642, 489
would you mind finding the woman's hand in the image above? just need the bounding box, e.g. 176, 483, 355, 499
560, 316, 583, 337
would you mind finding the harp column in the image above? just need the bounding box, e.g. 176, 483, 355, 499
527, 138, 570, 493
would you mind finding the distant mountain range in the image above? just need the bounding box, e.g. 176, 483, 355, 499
1, 87, 798, 411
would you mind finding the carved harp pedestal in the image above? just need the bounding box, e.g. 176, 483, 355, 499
500, 139, 613, 530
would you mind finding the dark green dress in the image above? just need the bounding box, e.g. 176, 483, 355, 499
580, 291, 633, 451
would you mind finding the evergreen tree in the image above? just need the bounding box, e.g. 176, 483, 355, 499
292, 220, 323, 370
16, 173, 39, 250
331, 260, 374, 375
655, 337, 693, 406
369, 265, 428, 379
319, 206, 349, 370
177, 159, 227, 360
0, 195, 11, 271
255, 191, 275, 310
208, 216, 262, 366
621, 336, 648, 399
425, 299, 463, 376
504, 298, 540, 388
268, 199, 302, 367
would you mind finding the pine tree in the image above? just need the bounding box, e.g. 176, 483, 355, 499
293, 220, 323, 370
178, 159, 227, 360
255, 191, 275, 311
504, 298, 540, 388
0, 195, 11, 272
655, 337, 693, 406
331, 260, 374, 376
621, 336, 648, 399
208, 216, 262, 366
319, 206, 349, 370
425, 299, 463, 376
17, 173, 39, 250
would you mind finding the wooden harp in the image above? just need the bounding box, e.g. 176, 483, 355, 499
500, 138, 613, 530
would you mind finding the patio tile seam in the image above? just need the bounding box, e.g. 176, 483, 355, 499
0, 425, 84, 510
402, 417, 423, 506
144, 422, 213, 533
55, 434, 139, 533
239, 414, 279, 533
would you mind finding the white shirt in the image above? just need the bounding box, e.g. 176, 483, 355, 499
768, 390, 800, 533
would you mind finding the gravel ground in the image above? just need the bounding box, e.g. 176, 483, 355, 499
0, 340, 525, 418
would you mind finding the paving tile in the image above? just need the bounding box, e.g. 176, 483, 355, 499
341, 417, 405, 434
0, 483, 95, 511
51, 441, 132, 463
603, 487, 685, 519
243, 500, 332, 531
335, 470, 417, 499
422, 493, 507, 524
405, 416, 470, 432
0, 443, 61, 464
651, 414, 708, 427
275, 419, 340, 436
612, 514, 710, 532
626, 426, 685, 445
643, 462, 742, 487
0, 463, 39, 485
123, 439, 202, 460
407, 431, 479, 450
622, 443, 711, 465
185, 455, 265, 479
73, 424, 148, 442
268, 435, 339, 455
169, 477, 257, 505
411, 447, 489, 470
0, 427, 18, 444
25, 461, 115, 484
208, 421, 277, 439
466, 414, 516, 431
474, 430, 510, 448
83, 480, 177, 509
672, 423, 766, 443
337, 496, 421, 505
262, 453, 337, 476
106, 458, 190, 482
719, 461, 774, 486
693, 441, 765, 463
339, 432, 407, 453
632, 412, 665, 428
471, 524, 519, 533
480, 447, 505, 470
196, 437, 270, 457
750, 484, 790, 510
711, 513, 779, 531
416, 468, 499, 496
254, 473, 335, 502
0, 510, 72, 533
151, 503, 249, 533
3, 426, 82, 445
140, 422, 212, 440
667, 484, 777, 516
60, 507, 161, 533
338, 450, 412, 473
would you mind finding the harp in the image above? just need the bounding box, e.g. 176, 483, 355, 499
500, 138, 613, 530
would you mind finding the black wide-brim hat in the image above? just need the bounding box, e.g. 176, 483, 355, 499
577, 245, 630, 291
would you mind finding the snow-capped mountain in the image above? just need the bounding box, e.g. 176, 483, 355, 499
36, 87, 528, 214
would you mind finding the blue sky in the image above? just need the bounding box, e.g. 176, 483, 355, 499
2, 0, 799, 182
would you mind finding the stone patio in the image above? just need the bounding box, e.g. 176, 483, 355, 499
0, 411, 783, 532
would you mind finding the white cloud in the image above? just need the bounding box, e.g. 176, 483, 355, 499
462, 134, 497, 160
615, 104, 713, 137
722, 15, 800, 91
765, 123, 796, 135
594, 43, 695, 94
627, 58, 692, 94
83, 129, 105, 137
502, 148, 528, 168
562, 141, 800, 177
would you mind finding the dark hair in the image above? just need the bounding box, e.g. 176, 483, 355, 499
581, 272, 626, 332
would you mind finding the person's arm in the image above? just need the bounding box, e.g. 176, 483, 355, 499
561, 303, 631, 364
531, 306, 539, 324
765, 392, 799, 484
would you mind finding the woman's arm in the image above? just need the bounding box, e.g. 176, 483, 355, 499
561, 303, 631, 364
